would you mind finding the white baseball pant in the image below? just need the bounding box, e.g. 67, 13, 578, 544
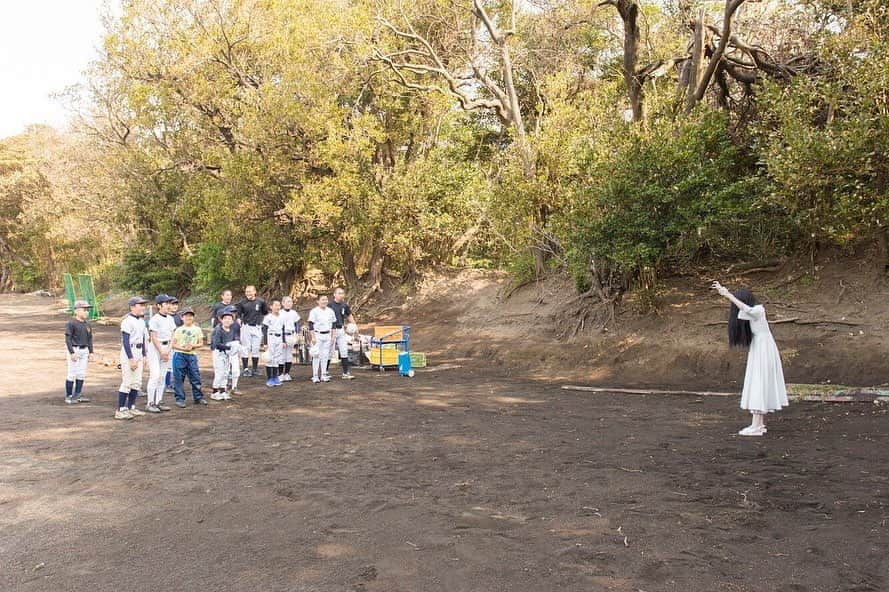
119, 358, 144, 393
240, 325, 263, 359
66, 347, 90, 380
146, 345, 171, 405
267, 334, 286, 366
212, 350, 230, 390
227, 341, 241, 390
312, 332, 332, 379
333, 329, 350, 359
282, 333, 295, 365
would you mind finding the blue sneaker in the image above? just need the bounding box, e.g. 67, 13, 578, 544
272, 377, 283, 387
266, 378, 275, 387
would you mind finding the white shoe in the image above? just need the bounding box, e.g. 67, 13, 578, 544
280, 373, 292, 382
321, 375, 331, 382
210, 392, 226, 401
311, 376, 320, 384
342, 373, 355, 380
739, 425, 765, 436
222, 391, 232, 400
115, 409, 133, 420
129, 406, 146, 417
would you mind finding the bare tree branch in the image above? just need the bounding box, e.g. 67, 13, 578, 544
686, 0, 747, 112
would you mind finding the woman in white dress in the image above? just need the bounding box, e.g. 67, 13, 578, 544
712, 281, 789, 436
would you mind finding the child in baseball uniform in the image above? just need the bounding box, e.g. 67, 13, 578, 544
164, 297, 180, 393
172, 307, 207, 407
223, 305, 243, 394
308, 294, 337, 383
210, 309, 239, 400
146, 294, 176, 413
280, 296, 301, 381
261, 299, 285, 388
210, 289, 234, 327
237, 285, 269, 377
116, 296, 149, 420
64, 299, 95, 404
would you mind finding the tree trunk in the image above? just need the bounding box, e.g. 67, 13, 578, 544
619, 1, 643, 122
685, 0, 747, 113
498, 32, 533, 177
353, 244, 385, 310
341, 248, 360, 289
685, 10, 706, 112
364, 244, 384, 292
532, 246, 547, 277
603, 0, 644, 122
877, 227, 889, 273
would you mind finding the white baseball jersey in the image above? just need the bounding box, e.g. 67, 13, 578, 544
280, 308, 301, 334
120, 314, 148, 360
148, 313, 176, 344
262, 313, 285, 336
308, 306, 336, 332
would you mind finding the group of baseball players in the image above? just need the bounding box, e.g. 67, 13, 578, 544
63, 286, 359, 420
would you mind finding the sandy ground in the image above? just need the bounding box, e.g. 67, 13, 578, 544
0, 294, 887, 591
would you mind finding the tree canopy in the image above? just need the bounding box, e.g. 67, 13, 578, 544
0, 0, 885, 317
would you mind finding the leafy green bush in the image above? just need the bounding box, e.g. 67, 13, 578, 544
562, 112, 790, 289
755, 10, 889, 247
119, 244, 187, 297
191, 242, 228, 298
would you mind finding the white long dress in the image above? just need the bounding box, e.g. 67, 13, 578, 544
738, 304, 789, 413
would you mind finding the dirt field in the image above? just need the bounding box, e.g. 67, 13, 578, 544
1, 294, 887, 592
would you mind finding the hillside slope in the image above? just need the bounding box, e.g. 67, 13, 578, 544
367, 253, 889, 390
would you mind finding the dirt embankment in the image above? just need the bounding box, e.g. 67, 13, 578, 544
363, 253, 889, 390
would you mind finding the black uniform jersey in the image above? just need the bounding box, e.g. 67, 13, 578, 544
237, 297, 268, 326
210, 301, 233, 326
65, 318, 94, 353
328, 300, 352, 329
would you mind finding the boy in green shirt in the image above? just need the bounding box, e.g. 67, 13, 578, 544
171, 307, 208, 408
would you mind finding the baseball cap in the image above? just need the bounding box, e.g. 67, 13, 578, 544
155, 294, 175, 304
217, 306, 235, 318
73, 299, 92, 309
179, 306, 195, 315
127, 296, 149, 307
169, 296, 179, 304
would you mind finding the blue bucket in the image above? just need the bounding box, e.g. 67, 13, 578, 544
398, 351, 413, 377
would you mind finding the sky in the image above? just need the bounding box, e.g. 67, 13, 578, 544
0, 1, 111, 139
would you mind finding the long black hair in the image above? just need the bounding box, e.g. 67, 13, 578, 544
728, 288, 757, 348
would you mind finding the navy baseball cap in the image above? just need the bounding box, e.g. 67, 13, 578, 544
217, 305, 236, 318
179, 306, 195, 315
155, 294, 175, 304
169, 296, 179, 304
73, 299, 92, 309
128, 296, 149, 307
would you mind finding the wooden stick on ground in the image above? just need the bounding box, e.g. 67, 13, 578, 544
561, 385, 736, 397
562, 384, 889, 403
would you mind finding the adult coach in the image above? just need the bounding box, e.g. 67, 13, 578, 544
329, 287, 357, 380
237, 285, 268, 377
210, 289, 233, 327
